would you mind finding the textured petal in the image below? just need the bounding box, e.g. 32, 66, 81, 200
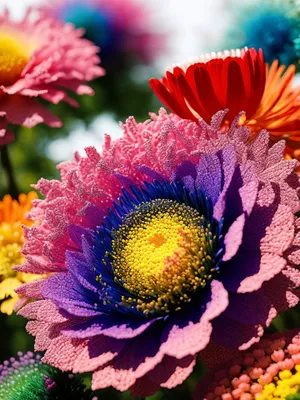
42, 336, 90, 371
1, 96, 62, 128
195, 153, 222, 205
18, 299, 66, 323
238, 253, 286, 293
160, 280, 228, 359
223, 214, 245, 261
73, 335, 126, 373
131, 355, 196, 396
212, 313, 264, 350
91, 326, 164, 391
62, 314, 160, 339
42, 272, 101, 317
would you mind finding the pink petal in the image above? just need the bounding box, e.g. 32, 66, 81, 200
238, 253, 286, 293
223, 214, 245, 261
161, 280, 229, 359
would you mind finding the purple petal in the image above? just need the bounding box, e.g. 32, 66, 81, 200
62, 314, 161, 339
42, 273, 101, 317
68, 225, 94, 250
160, 280, 228, 358
195, 153, 222, 205
92, 325, 165, 392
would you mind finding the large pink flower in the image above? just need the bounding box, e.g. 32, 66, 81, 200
0, 9, 104, 145
17, 109, 300, 395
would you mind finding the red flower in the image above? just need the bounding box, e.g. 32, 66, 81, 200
150, 48, 300, 158
150, 48, 265, 123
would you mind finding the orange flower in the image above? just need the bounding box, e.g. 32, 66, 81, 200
150, 48, 300, 158
0, 192, 41, 315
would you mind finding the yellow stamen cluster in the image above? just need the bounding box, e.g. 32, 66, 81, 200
257, 367, 300, 400
0, 34, 29, 86
110, 199, 214, 315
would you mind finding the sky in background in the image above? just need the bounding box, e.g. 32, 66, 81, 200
0, 0, 256, 161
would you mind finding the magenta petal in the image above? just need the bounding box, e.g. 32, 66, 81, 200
131, 355, 196, 396
2, 96, 62, 128
212, 313, 264, 350
222, 290, 271, 326
62, 314, 161, 339
223, 214, 245, 261
73, 335, 126, 373
150, 355, 196, 389
160, 280, 228, 359
195, 153, 222, 205
91, 326, 164, 391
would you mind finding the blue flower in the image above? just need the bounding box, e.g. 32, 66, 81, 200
225, 1, 300, 67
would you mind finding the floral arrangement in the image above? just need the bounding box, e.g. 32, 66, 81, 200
0, 1, 299, 399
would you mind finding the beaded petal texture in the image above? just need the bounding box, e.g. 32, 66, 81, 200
17, 109, 300, 395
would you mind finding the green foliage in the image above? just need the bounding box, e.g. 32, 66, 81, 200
287, 392, 300, 400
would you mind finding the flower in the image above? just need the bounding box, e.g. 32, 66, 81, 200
17, 109, 300, 395
0, 351, 96, 399
41, 0, 163, 65
225, 0, 300, 68
195, 330, 300, 400
0, 191, 42, 315
0, 9, 104, 145
149, 48, 300, 158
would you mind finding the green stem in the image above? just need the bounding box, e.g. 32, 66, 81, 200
0, 145, 19, 198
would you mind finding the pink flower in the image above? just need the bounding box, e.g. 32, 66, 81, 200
0, 9, 104, 145
16, 109, 300, 395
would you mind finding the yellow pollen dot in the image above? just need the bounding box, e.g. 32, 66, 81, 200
0, 34, 29, 86
256, 367, 300, 399
110, 199, 215, 314
148, 233, 167, 248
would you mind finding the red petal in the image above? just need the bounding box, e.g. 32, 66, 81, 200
149, 78, 197, 121
246, 48, 266, 119
193, 66, 223, 119
176, 71, 211, 122
226, 60, 247, 121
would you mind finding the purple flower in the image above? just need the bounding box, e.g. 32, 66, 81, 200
17, 109, 300, 395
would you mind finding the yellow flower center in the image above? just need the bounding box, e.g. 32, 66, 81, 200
0, 222, 24, 277
110, 199, 214, 314
0, 34, 29, 86
257, 366, 300, 400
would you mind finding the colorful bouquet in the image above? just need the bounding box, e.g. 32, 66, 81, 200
0, 1, 299, 400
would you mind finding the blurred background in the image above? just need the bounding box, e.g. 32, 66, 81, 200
0, 0, 254, 196
0, 0, 299, 398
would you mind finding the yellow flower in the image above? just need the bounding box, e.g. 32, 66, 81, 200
0, 192, 41, 315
